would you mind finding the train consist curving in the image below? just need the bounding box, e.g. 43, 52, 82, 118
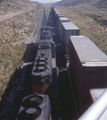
52, 7, 107, 118
31, 26, 56, 94
16, 7, 107, 120
16, 26, 56, 120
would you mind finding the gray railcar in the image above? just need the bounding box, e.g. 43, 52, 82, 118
56, 14, 64, 27
38, 40, 55, 58
69, 36, 107, 114
58, 17, 69, 38
31, 49, 52, 94
40, 26, 52, 40
53, 8, 63, 23
38, 40, 51, 49
62, 22, 80, 55
16, 93, 51, 120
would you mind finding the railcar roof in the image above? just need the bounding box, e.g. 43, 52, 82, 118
59, 17, 69, 21
70, 36, 107, 66
57, 14, 64, 17
62, 22, 79, 30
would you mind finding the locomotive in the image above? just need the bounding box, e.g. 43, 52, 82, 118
31, 26, 55, 94
15, 8, 107, 120
40, 26, 53, 40
16, 93, 51, 120
16, 26, 55, 120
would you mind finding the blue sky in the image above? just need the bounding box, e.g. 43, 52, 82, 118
31, 0, 62, 3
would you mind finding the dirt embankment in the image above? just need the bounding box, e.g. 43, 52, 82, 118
0, 0, 43, 99
0, 0, 39, 15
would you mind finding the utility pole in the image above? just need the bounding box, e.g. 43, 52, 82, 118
11, 20, 16, 36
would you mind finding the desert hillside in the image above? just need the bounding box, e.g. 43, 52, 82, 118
54, 0, 107, 8
54, 0, 99, 6
95, 0, 107, 8
0, 0, 38, 15
0, 0, 43, 99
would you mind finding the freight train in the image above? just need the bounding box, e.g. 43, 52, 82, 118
52, 7, 107, 119
31, 26, 56, 94
15, 7, 107, 120
16, 26, 56, 120
16, 93, 51, 120
40, 26, 53, 40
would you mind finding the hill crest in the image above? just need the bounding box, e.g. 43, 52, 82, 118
54, 0, 107, 8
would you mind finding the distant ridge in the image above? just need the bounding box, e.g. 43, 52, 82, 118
33, 1, 41, 5
43, 2, 56, 6
54, 0, 107, 8
94, 0, 107, 8
53, 0, 96, 6
33, 1, 56, 6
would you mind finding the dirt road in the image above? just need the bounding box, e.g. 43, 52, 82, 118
0, 9, 31, 22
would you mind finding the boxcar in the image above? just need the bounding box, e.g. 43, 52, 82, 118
56, 14, 64, 27
62, 22, 80, 55
58, 17, 69, 38
53, 8, 63, 22
69, 36, 107, 114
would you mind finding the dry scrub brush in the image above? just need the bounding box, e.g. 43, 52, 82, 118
0, 43, 26, 99
0, 7, 42, 99
0, 8, 42, 45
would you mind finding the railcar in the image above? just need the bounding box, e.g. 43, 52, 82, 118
56, 14, 64, 27
62, 22, 80, 56
31, 49, 52, 94
40, 26, 52, 40
16, 93, 51, 120
38, 39, 55, 58
31, 25, 56, 94
69, 36, 107, 114
58, 17, 69, 38
53, 8, 64, 24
